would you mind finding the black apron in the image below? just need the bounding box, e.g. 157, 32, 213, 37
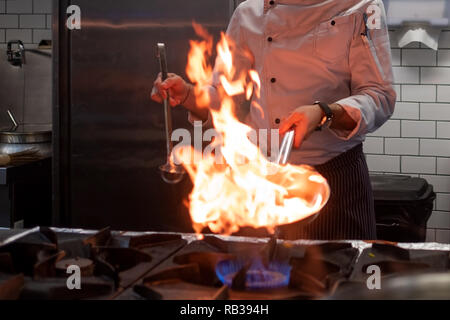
278, 143, 377, 240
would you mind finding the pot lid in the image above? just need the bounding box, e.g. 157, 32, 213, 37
370, 174, 432, 201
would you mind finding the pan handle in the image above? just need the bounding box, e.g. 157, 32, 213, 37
276, 130, 295, 165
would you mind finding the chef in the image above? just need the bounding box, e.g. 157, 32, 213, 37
151, 0, 396, 240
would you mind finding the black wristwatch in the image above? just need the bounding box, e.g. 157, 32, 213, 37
314, 101, 334, 131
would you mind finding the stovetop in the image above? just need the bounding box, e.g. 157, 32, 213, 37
0, 227, 186, 299
0, 227, 449, 300
118, 237, 359, 300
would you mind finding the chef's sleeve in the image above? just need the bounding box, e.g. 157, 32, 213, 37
332, 0, 396, 140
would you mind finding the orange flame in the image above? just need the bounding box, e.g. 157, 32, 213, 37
186, 22, 214, 107
251, 101, 264, 119
176, 25, 330, 235
248, 70, 261, 99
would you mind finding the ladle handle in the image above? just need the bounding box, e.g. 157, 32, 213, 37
157, 43, 173, 159
7, 109, 18, 130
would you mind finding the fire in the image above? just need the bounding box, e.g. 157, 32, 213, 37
176, 24, 330, 235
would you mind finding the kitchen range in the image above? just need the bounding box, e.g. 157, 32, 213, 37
0, 0, 450, 310
0, 227, 449, 301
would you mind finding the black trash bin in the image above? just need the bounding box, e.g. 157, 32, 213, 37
370, 175, 436, 242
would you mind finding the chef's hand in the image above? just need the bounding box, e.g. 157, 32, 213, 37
279, 105, 324, 149
151, 73, 191, 107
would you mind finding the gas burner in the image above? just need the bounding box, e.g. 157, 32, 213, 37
121, 236, 359, 300
216, 258, 291, 290
0, 227, 187, 299
0, 273, 24, 300
1, 229, 449, 300
350, 243, 450, 282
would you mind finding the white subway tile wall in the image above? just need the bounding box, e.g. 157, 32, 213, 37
436, 230, 450, 243
385, 138, 419, 155
401, 120, 435, 138
364, 137, 384, 154
368, 119, 400, 137
440, 31, 450, 49
421, 67, 450, 85
438, 51, 450, 67
437, 158, 450, 175
20, 14, 46, 28
437, 122, 450, 139
366, 154, 400, 173
0, 0, 52, 48
437, 86, 450, 102
391, 102, 419, 119
366, 30, 450, 243
6, 0, 32, 14
421, 139, 450, 157
391, 48, 401, 66
402, 85, 436, 102
402, 49, 436, 66
393, 66, 419, 84
401, 156, 435, 174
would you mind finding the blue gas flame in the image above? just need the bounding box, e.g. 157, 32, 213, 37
216, 258, 292, 290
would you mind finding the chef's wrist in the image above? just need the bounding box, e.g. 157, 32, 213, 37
329, 103, 341, 118
313, 102, 334, 131
180, 83, 192, 106
181, 83, 195, 108
183, 83, 210, 122
314, 103, 326, 118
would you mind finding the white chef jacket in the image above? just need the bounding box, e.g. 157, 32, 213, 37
198, 0, 396, 166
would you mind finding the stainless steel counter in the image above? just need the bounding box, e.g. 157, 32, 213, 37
3, 226, 449, 252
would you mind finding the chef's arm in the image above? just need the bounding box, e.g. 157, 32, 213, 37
181, 83, 210, 122
280, 102, 358, 148
331, 1, 396, 140
150, 72, 207, 118
329, 103, 358, 131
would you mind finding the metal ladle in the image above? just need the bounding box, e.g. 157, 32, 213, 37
157, 43, 185, 184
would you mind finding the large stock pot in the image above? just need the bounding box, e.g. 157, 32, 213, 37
0, 124, 52, 158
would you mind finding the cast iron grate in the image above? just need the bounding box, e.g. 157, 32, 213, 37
0, 227, 187, 299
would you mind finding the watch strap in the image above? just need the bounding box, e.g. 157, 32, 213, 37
314, 101, 333, 131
